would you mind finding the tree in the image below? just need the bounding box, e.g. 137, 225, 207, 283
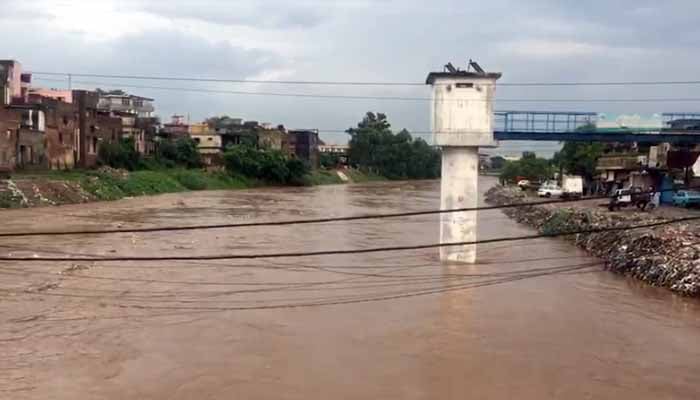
553, 142, 603, 180
320, 152, 341, 168
346, 112, 441, 179
156, 138, 202, 168
98, 137, 141, 170
499, 152, 553, 183
347, 112, 393, 172
489, 155, 506, 170
223, 144, 310, 185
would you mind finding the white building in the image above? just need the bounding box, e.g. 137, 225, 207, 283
96, 90, 155, 118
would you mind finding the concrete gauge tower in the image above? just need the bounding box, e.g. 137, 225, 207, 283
426, 61, 502, 263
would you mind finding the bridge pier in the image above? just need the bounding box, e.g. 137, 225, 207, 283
426, 61, 501, 264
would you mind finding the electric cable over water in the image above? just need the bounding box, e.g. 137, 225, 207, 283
0, 215, 697, 262
0, 185, 693, 238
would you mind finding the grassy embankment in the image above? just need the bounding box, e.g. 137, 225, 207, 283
12, 169, 250, 202
1, 168, 384, 208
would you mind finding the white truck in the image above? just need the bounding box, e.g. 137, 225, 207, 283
561, 175, 583, 199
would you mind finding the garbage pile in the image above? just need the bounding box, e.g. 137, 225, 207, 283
485, 185, 700, 296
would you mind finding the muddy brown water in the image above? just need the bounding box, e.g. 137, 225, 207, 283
1, 178, 699, 399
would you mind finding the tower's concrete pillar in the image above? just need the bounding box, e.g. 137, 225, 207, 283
426, 62, 501, 263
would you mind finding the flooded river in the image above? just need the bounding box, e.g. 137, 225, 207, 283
1, 178, 699, 399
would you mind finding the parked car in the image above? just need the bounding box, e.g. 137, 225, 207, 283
608, 186, 651, 211
537, 184, 563, 198
672, 190, 700, 208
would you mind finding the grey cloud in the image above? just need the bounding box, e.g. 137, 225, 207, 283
102, 30, 283, 77
0, 24, 286, 121
0, 1, 53, 20
124, 0, 326, 29
3, 0, 700, 156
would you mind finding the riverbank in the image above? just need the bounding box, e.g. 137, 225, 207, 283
485, 185, 700, 296
0, 168, 383, 208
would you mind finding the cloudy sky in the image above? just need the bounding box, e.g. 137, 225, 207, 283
2, 0, 699, 155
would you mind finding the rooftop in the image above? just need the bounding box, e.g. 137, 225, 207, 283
426, 61, 501, 84
97, 89, 154, 101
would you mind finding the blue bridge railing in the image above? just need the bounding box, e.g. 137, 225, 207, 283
494, 111, 598, 133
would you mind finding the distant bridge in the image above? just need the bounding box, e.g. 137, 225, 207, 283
493, 111, 700, 144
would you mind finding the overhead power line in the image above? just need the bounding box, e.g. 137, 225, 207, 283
28, 71, 700, 87
32, 77, 700, 103
1, 215, 698, 262
0, 185, 693, 238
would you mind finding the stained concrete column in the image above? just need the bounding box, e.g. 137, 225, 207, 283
440, 146, 479, 263
426, 62, 501, 264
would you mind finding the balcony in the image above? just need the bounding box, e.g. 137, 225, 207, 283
596, 154, 645, 170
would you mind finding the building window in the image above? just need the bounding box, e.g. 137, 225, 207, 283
134, 99, 143, 107
90, 125, 96, 133
194, 138, 201, 144
5, 129, 10, 140
59, 132, 64, 144
121, 98, 130, 106
112, 129, 116, 141
63, 116, 69, 125
31, 111, 39, 128
91, 137, 98, 154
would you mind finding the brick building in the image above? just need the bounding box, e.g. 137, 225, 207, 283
286, 129, 320, 168
0, 60, 23, 105
75, 90, 124, 168
0, 61, 133, 171
0, 107, 21, 172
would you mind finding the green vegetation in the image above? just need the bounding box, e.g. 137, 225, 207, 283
0, 191, 21, 208
13, 169, 86, 181
489, 155, 506, 171
306, 170, 345, 185
347, 112, 441, 180
223, 144, 310, 185
98, 137, 141, 170
552, 142, 604, 181
540, 208, 593, 236
155, 137, 202, 169
320, 152, 342, 169
499, 152, 554, 183
98, 136, 202, 171
79, 169, 249, 201
344, 169, 385, 183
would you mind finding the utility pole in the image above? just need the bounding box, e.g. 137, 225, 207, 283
426, 61, 501, 263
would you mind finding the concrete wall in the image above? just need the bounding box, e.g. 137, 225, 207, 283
17, 128, 45, 168
191, 133, 222, 154
258, 129, 284, 150
188, 123, 210, 135
431, 77, 497, 147
0, 61, 22, 103
0, 108, 21, 169
287, 130, 320, 168
28, 88, 73, 104
40, 100, 78, 170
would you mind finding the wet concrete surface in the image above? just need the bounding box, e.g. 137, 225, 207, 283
1, 178, 699, 399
